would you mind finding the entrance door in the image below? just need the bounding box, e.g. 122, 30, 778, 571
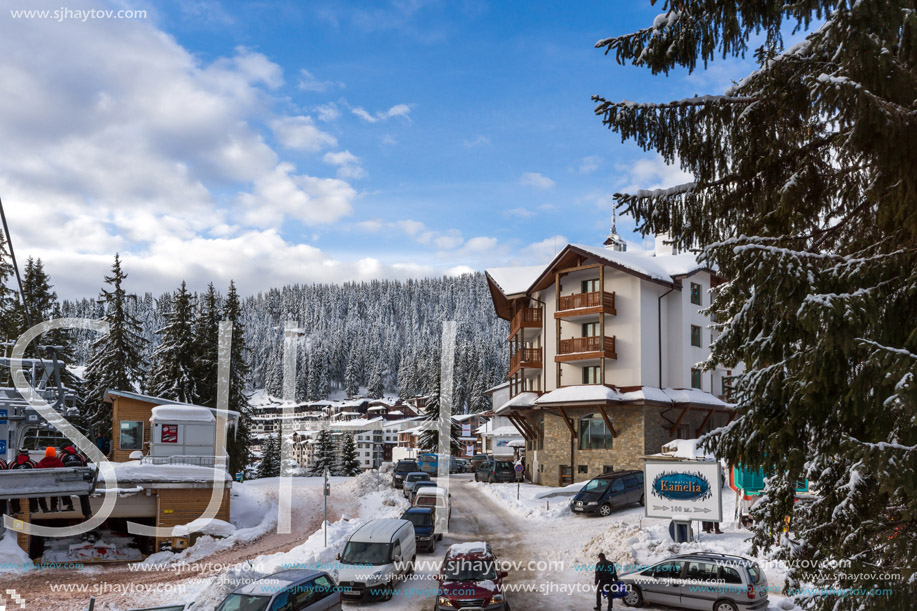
559, 465, 573, 486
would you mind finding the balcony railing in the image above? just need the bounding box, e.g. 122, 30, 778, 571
509, 306, 543, 336
557, 335, 616, 357
557, 291, 615, 314
510, 347, 543, 371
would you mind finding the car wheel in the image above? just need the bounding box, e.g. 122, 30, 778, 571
638, 493, 645, 506
383, 581, 394, 601
598, 503, 613, 517
622, 585, 643, 607
475, 474, 479, 482
713, 601, 738, 611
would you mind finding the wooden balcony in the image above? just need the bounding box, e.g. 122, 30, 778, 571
555, 291, 616, 318
509, 306, 543, 337
509, 347, 542, 375
555, 335, 617, 361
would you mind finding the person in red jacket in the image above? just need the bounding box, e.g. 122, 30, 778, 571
59, 445, 92, 518
37, 447, 65, 513
9, 449, 38, 514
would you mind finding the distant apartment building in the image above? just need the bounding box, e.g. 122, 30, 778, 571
486, 231, 738, 487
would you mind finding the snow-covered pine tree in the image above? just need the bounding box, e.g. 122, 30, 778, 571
257, 432, 280, 479
310, 429, 336, 476
193, 283, 221, 409
83, 254, 148, 433
468, 376, 491, 413
338, 433, 361, 476
147, 281, 198, 404
594, 2, 916, 607
367, 361, 384, 399
343, 358, 358, 398
418, 374, 461, 455
0, 232, 16, 343
223, 281, 254, 476
18, 257, 56, 331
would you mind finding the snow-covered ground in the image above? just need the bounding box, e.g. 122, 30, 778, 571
468, 478, 801, 610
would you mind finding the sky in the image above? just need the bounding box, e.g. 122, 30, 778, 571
0, 0, 761, 299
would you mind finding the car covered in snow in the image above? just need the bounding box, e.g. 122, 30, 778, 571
215, 568, 342, 611
334, 518, 416, 601
616, 551, 768, 611
570, 470, 644, 517
434, 541, 509, 611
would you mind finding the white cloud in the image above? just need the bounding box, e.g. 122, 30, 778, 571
457, 236, 498, 254
519, 171, 556, 190
463, 135, 490, 148
271, 115, 338, 152
297, 68, 344, 92
578, 155, 602, 174
323, 150, 367, 180
513, 235, 567, 264
447, 265, 476, 277
238, 163, 356, 227
616, 156, 693, 194
352, 103, 412, 123
503, 207, 535, 218
314, 102, 341, 122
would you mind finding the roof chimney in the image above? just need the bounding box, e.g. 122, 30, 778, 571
654, 233, 678, 256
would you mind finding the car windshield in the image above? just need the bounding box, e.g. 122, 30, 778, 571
403, 512, 433, 528
582, 479, 611, 493
443, 558, 497, 582
341, 541, 391, 565
216, 594, 271, 611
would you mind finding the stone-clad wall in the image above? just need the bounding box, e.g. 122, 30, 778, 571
524, 405, 733, 487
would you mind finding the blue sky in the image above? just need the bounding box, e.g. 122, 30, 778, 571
1, 0, 760, 298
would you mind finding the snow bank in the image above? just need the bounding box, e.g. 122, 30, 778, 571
467, 480, 573, 519
0, 529, 31, 572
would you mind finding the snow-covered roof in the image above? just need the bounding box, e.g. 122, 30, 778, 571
150, 405, 215, 423
486, 265, 544, 296
107, 461, 231, 484
451, 414, 478, 422
484, 381, 510, 395
493, 391, 539, 415
534, 385, 730, 408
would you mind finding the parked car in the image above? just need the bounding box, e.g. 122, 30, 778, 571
402, 471, 432, 499
401, 506, 437, 552
215, 569, 342, 611
469, 454, 491, 470
408, 480, 438, 504
453, 458, 470, 473
617, 552, 768, 610
474, 459, 515, 483
570, 470, 644, 517
434, 541, 509, 611
334, 518, 416, 602
413, 486, 452, 532
392, 459, 420, 489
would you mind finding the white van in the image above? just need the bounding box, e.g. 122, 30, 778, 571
335, 518, 416, 601
413, 486, 451, 533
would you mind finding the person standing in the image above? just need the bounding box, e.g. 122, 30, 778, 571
36, 447, 66, 513
8, 448, 38, 514
594, 552, 619, 610
59, 445, 92, 518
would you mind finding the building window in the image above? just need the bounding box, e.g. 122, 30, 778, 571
690, 282, 702, 305
578, 465, 588, 474
578, 413, 613, 450
582, 322, 599, 337
603, 465, 615, 474
119, 421, 143, 450
582, 279, 599, 293
690, 325, 702, 347
691, 368, 702, 389
582, 366, 600, 385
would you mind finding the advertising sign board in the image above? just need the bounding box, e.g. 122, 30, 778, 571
644, 459, 723, 522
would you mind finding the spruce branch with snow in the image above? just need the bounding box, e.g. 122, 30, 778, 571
595, 2, 916, 607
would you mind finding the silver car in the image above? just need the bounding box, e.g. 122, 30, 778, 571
215, 569, 342, 611
617, 552, 768, 611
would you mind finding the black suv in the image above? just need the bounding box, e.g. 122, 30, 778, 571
570, 470, 644, 517
474, 459, 516, 483
392, 459, 420, 489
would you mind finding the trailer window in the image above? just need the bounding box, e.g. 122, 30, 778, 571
120, 421, 143, 450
